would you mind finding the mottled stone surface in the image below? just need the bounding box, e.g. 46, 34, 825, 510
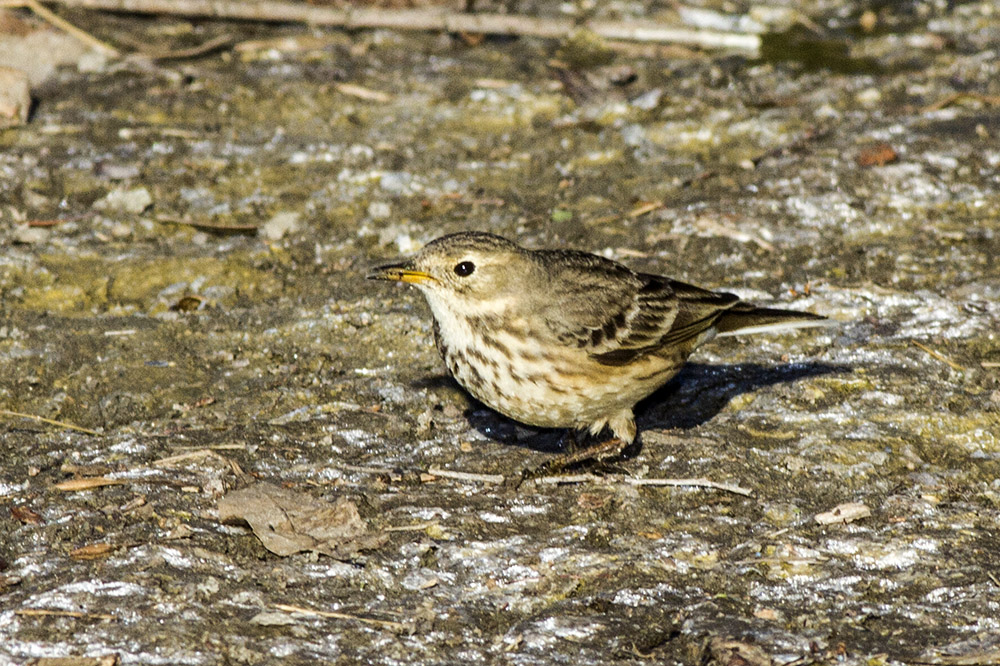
1, 2, 998, 664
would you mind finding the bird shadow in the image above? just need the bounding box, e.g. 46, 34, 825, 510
639, 361, 848, 431
460, 361, 850, 455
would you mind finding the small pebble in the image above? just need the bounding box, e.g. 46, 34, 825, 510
0, 66, 30, 128
261, 211, 301, 240
12, 224, 49, 244
94, 186, 153, 214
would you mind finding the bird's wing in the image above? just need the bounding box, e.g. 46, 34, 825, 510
538, 253, 741, 365
536, 250, 643, 347
589, 275, 740, 366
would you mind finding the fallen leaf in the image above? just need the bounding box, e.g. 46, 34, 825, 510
708, 638, 773, 666
170, 295, 204, 312
11, 505, 43, 525
218, 483, 386, 559
576, 492, 611, 510
815, 502, 871, 525
855, 141, 898, 167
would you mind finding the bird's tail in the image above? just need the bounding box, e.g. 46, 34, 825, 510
715, 304, 831, 337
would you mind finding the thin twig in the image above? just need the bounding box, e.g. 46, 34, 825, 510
911, 340, 965, 371
3, 0, 119, 55
0, 409, 101, 436
624, 476, 752, 496
141, 33, 233, 60
693, 215, 775, 251
16, 608, 117, 620
334, 82, 392, 103
52, 477, 127, 490
272, 603, 406, 632
922, 91, 1000, 113
426, 466, 504, 484
384, 520, 440, 532
44, 0, 761, 51
334, 463, 399, 476
155, 216, 258, 233
531, 473, 606, 485
907, 650, 1000, 666
530, 472, 752, 496
153, 449, 218, 466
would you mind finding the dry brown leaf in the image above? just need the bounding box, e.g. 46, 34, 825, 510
170, 295, 204, 312
218, 482, 386, 559
855, 141, 898, 167
11, 505, 43, 525
708, 638, 773, 666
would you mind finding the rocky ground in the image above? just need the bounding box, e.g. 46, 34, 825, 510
1, 1, 998, 664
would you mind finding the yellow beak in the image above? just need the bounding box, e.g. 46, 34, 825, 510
366, 263, 435, 285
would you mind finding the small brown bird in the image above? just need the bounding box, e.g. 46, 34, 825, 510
368, 232, 828, 459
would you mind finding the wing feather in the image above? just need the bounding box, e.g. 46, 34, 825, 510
531, 249, 821, 368
589, 274, 739, 366
536, 252, 741, 366
536, 250, 646, 349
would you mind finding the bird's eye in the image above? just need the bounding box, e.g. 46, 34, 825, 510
454, 261, 475, 277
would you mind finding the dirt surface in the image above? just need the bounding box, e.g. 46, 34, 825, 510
1, 1, 999, 664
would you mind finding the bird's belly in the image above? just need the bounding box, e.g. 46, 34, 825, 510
442, 341, 679, 430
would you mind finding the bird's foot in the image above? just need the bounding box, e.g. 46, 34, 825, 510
518, 437, 629, 486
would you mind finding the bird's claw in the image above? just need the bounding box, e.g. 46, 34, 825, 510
516, 437, 629, 488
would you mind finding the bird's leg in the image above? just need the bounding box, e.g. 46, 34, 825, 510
520, 433, 630, 483
562, 429, 580, 453
555, 436, 630, 468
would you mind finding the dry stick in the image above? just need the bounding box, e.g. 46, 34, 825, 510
532, 472, 752, 496
142, 32, 234, 59
0, 409, 101, 436
342, 461, 747, 494
52, 477, 127, 490
426, 465, 504, 484
335, 463, 398, 476
273, 603, 406, 632
2, 0, 120, 55
625, 476, 752, 496
45, 0, 762, 51
384, 520, 440, 532
16, 608, 117, 620
911, 340, 965, 371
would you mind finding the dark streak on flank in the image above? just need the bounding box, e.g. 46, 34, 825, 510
478, 332, 508, 354
524, 372, 565, 392
466, 346, 499, 370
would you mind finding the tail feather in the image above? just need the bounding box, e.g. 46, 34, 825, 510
715, 305, 831, 337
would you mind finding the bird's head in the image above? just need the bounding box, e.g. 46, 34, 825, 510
368, 232, 533, 313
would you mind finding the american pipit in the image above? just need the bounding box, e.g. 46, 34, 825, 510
368, 232, 828, 464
